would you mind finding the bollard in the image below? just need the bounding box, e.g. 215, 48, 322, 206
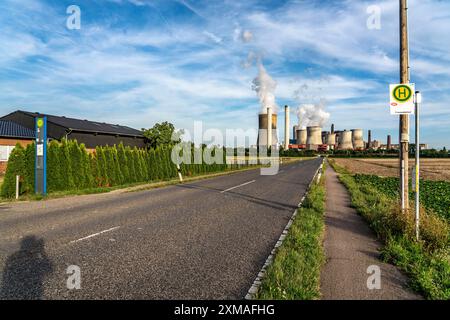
15, 175, 20, 200
176, 164, 183, 182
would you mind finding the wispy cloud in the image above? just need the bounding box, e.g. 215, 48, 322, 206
0, 0, 449, 148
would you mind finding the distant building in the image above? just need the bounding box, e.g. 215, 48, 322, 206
0, 120, 35, 173
1, 110, 146, 150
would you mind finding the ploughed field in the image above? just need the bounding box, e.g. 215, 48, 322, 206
333, 158, 450, 222
333, 158, 450, 181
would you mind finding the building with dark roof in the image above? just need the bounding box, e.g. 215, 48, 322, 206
0, 119, 35, 173
1, 110, 146, 150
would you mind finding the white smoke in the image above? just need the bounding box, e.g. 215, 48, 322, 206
296, 100, 330, 129
241, 30, 253, 43
252, 62, 278, 114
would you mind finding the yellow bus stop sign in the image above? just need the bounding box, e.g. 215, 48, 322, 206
390, 83, 415, 115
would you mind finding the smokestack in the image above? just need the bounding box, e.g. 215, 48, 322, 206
387, 135, 392, 150
306, 126, 322, 150
331, 123, 335, 134
338, 130, 353, 150
368, 130, 372, 149
352, 129, 364, 150
267, 107, 272, 148
284, 105, 289, 150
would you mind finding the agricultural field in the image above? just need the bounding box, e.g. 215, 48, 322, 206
333, 158, 450, 181
353, 174, 450, 222
332, 158, 450, 222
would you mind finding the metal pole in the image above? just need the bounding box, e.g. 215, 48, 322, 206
15, 175, 20, 200
399, 0, 410, 212
415, 91, 421, 240
284, 105, 290, 151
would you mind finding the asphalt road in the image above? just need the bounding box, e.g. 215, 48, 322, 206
0, 157, 322, 300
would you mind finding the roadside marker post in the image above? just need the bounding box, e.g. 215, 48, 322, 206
15, 175, 20, 200
176, 164, 183, 182
35, 116, 47, 196
414, 91, 422, 241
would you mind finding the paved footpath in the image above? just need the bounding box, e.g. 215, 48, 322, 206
320, 165, 421, 300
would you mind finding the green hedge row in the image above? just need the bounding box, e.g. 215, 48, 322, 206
1, 140, 249, 198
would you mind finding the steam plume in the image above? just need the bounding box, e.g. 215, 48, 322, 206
296, 100, 330, 129
252, 62, 278, 114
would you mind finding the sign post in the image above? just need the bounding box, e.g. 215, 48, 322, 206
414, 91, 422, 240
390, 83, 415, 115
35, 117, 47, 195
390, 82, 415, 211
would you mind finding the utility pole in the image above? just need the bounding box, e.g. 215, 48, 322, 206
399, 0, 410, 211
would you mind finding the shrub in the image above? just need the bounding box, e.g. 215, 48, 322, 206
60, 139, 75, 189
23, 143, 35, 193
1, 144, 26, 198
47, 140, 62, 192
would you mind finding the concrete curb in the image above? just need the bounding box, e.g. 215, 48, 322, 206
244, 157, 325, 300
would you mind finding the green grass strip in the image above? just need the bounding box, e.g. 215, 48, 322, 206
256, 169, 326, 300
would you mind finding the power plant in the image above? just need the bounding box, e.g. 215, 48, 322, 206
351, 129, 364, 150
296, 129, 307, 145
306, 126, 323, 151
338, 130, 353, 150
257, 108, 278, 149
258, 106, 428, 152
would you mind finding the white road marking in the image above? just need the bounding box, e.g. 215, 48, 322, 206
220, 180, 256, 193
69, 226, 120, 244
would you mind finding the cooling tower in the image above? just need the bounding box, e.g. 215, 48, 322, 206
257, 112, 278, 148
327, 133, 336, 146
321, 131, 329, 144
352, 129, 364, 150
306, 126, 322, 150
296, 129, 307, 145
338, 130, 353, 150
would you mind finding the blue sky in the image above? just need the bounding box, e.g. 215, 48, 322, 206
0, 0, 449, 148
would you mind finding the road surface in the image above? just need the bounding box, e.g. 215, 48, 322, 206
0, 158, 322, 299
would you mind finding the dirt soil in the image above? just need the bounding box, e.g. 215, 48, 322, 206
333, 158, 450, 181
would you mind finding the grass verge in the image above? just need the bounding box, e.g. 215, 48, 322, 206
328, 158, 450, 300
256, 164, 326, 300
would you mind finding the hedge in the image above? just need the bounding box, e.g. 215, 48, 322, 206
1, 140, 252, 198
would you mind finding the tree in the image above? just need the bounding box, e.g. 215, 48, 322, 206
47, 140, 62, 192
60, 139, 75, 189
80, 144, 94, 188
117, 143, 130, 183
142, 122, 182, 149
95, 146, 109, 187
126, 147, 137, 183
23, 143, 35, 193
69, 140, 83, 189
1, 144, 25, 198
